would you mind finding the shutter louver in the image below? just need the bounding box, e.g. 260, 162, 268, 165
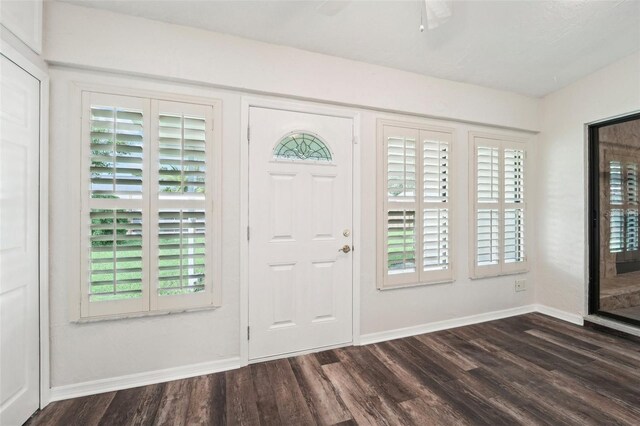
477, 208, 499, 266
625, 164, 638, 252
423, 208, 448, 271
159, 113, 207, 197
90, 106, 144, 199
504, 149, 524, 203
477, 146, 499, 203
609, 161, 640, 254
625, 210, 638, 252
610, 209, 625, 253
423, 139, 448, 203
610, 161, 623, 205
89, 209, 143, 301
152, 101, 214, 309
504, 208, 525, 263
158, 209, 206, 295
387, 209, 416, 274
422, 133, 450, 275
626, 163, 637, 205
387, 136, 416, 202
503, 148, 525, 264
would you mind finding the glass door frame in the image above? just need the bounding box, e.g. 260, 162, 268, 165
588, 112, 640, 327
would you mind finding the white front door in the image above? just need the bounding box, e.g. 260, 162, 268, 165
248, 106, 353, 361
0, 55, 40, 425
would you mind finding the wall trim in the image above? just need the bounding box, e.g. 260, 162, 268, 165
360, 305, 536, 345
533, 304, 584, 326
49, 357, 241, 402
360, 304, 583, 345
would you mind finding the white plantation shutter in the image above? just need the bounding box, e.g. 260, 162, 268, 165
471, 134, 527, 278
157, 210, 206, 294
610, 209, 625, 253
387, 209, 416, 275
80, 91, 220, 319
476, 209, 499, 266
609, 160, 640, 256
625, 210, 638, 252
81, 93, 150, 317
504, 148, 525, 265
476, 146, 499, 203
421, 129, 452, 282
158, 113, 207, 194
150, 100, 216, 311
384, 126, 418, 286
89, 106, 144, 198
476, 146, 499, 268
89, 209, 143, 301
380, 123, 454, 289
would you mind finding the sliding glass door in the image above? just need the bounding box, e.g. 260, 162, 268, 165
589, 113, 640, 326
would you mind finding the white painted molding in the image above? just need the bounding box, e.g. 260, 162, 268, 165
50, 357, 241, 402
359, 304, 584, 345
533, 304, 584, 326
360, 305, 537, 345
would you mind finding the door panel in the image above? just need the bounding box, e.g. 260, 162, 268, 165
589, 114, 640, 327
0, 55, 40, 425
249, 107, 353, 360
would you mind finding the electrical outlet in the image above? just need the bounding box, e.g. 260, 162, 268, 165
515, 279, 526, 292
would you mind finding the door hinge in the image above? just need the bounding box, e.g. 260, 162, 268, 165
247, 126, 250, 143
247, 326, 250, 340
247, 226, 250, 241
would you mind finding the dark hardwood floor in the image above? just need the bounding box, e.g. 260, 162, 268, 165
28, 313, 640, 425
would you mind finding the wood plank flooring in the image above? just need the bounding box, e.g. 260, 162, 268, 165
28, 313, 640, 425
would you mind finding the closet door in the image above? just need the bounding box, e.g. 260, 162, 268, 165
0, 54, 41, 425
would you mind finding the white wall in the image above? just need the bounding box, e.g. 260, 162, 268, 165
0, 0, 43, 54
359, 111, 537, 335
45, 2, 540, 388
48, 68, 242, 387
44, 1, 539, 133
536, 53, 640, 316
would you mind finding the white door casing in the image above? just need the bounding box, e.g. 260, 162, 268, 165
248, 106, 353, 361
0, 55, 40, 425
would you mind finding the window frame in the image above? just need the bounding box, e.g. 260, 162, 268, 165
75, 84, 222, 321
377, 119, 455, 290
469, 131, 528, 279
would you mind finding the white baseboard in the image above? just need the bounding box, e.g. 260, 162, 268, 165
360, 305, 537, 345
50, 357, 241, 402
533, 304, 584, 326
360, 304, 585, 345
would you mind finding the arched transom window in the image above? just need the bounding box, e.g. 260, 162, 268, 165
273, 132, 333, 162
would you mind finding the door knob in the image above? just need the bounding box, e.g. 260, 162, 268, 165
339, 245, 352, 253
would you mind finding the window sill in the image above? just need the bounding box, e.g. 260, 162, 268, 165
73, 304, 221, 324
469, 269, 529, 280
378, 278, 455, 291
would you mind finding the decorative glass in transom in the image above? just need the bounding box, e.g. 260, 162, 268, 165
273, 132, 332, 162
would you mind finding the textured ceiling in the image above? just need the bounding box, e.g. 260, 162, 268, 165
59, 0, 640, 97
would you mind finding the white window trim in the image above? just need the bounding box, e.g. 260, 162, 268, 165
377, 119, 455, 290
469, 131, 528, 279
72, 83, 223, 321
